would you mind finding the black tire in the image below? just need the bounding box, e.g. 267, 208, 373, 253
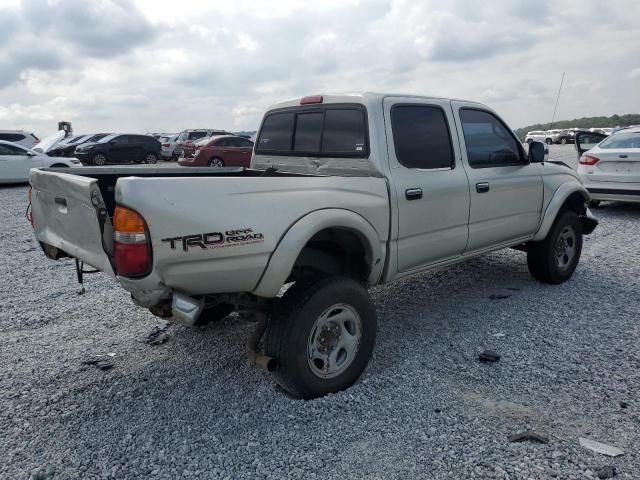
194, 303, 235, 327
545, 138, 552, 145
93, 153, 108, 166
265, 276, 377, 399
527, 210, 583, 284
560, 137, 567, 145
209, 157, 224, 167
144, 152, 158, 164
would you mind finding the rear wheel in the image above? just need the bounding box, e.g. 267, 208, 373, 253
93, 153, 107, 166
545, 138, 552, 145
265, 276, 377, 399
144, 153, 158, 164
527, 210, 582, 284
209, 157, 224, 167
561, 137, 567, 145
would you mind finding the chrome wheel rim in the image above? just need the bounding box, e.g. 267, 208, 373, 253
555, 225, 577, 270
307, 303, 362, 379
145, 154, 157, 164
209, 159, 223, 167
94, 154, 106, 166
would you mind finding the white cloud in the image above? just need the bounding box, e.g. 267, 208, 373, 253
0, 0, 638, 136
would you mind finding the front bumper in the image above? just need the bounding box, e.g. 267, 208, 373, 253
74, 152, 92, 164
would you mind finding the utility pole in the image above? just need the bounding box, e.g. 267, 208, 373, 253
550, 72, 565, 129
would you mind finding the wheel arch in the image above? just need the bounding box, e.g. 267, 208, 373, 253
533, 184, 591, 241
252, 209, 385, 297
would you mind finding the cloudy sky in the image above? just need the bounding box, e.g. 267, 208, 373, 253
0, 0, 639, 137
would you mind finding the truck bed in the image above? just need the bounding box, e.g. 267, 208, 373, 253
39, 166, 304, 215
30, 167, 390, 303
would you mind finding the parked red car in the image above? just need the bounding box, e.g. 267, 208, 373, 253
178, 135, 254, 167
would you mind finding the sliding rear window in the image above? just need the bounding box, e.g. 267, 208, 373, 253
256, 104, 368, 157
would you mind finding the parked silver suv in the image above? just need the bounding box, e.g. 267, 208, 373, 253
0, 130, 40, 149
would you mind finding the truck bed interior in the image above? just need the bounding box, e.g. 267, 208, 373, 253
41, 166, 305, 215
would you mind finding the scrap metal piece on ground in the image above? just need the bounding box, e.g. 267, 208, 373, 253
579, 437, 624, 457
145, 322, 171, 346
488, 294, 511, 300
594, 465, 617, 479
81, 357, 114, 370
478, 350, 501, 363
508, 431, 549, 444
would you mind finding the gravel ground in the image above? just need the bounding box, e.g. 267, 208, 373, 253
1, 153, 639, 479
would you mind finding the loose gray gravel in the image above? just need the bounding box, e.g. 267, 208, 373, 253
1, 151, 639, 479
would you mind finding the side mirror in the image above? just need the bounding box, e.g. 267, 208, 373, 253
528, 141, 545, 163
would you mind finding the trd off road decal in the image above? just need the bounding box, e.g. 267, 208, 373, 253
162, 228, 264, 251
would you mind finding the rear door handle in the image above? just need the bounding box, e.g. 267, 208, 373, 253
476, 182, 490, 193
405, 188, 422, 200
619, 154, 628, 158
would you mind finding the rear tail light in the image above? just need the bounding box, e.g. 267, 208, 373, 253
113, 206, 151, 277
579, 154, 600, 166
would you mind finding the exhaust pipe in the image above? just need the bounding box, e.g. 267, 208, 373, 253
245, 311, 276, 372
171, 293, 204, 326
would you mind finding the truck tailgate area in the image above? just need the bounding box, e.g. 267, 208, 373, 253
30, 170, 114, 274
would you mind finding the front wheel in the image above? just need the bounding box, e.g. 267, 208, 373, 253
265, 277, 377, 399
527, 210, 583, 284
560, 138, 567, 145
545, 138, 552, 145
92, 153, 108, 166
209, 157, 224, 167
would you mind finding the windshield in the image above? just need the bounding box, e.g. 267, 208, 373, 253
599, 131, 640, 149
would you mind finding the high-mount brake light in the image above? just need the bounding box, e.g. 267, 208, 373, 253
300, 95, 323, 105
113, 206, 151, 277
579, 154, 600, 166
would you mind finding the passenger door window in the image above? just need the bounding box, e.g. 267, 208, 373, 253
0, 144, 26, 156
460, 109, 525, 168
391, 105, 454, 169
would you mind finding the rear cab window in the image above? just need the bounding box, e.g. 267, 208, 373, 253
256, 104, 368, 157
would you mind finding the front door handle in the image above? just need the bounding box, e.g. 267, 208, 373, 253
405, 188, 422, 200
476, 182, 490, 193
619, 154, 628, 159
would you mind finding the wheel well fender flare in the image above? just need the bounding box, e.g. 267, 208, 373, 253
252, 209, 385, 297
533, 183, 589, 241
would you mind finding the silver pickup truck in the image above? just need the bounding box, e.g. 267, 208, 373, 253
30, 93, 597, 399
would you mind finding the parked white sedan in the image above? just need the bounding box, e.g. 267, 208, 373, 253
0, 140, 81, 184
576, 127, 640, 204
